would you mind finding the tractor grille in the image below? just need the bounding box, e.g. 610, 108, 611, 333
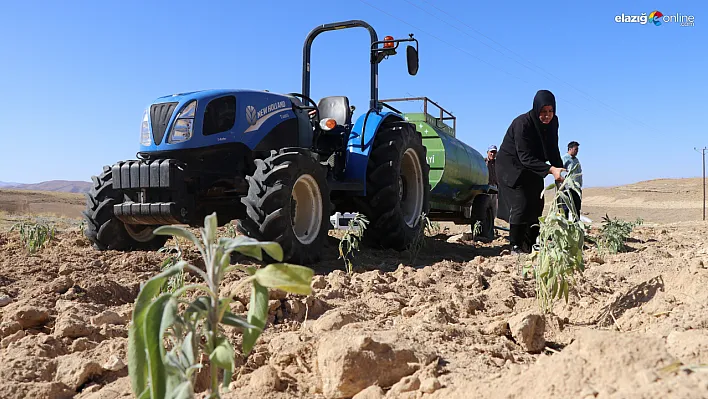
150, 102, 178, 145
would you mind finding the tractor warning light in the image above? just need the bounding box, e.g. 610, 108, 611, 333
383, 36, 394, 48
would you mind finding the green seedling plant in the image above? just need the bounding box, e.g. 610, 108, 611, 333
158, 239, 185, 294
524, 165, 586, 313
426, 220, 441, 237
128, 212, 314, 399
595, 214, 643, 255
338, 213, 369, 275
225, 222, 238, 239
472, 220, 482, 241
10, 220, 56, 254
77, 219, 87, 235
408, 212, 434, 264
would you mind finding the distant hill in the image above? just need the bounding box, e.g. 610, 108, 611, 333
0, 180, 92, 193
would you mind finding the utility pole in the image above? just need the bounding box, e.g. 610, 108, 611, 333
696, 147, 707, 221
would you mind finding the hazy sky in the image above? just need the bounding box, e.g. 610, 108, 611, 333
0, 0, 705, 188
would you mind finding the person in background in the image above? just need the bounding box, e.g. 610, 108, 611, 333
561, 141, 583, 218
485, 145, 499, 226
496, 90, 565, 254
486, 145, 498, 187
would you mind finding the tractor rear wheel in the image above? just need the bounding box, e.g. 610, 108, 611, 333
238, 148, 332, 264
362, 121, 431, 250
83, 166, 168, 251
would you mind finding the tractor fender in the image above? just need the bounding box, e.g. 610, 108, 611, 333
344, 110, 404, 196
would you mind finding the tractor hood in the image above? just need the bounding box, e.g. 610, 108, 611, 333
152, 89, 237, 104
139, 89, 298, 152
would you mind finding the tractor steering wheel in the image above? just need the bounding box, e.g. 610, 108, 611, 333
288, 93, 320, 121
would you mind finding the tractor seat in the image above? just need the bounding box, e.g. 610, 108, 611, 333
317, 96, 352, 127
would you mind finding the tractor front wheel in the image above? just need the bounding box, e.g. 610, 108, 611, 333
238, 148, 332, 264
362, 121, 431, 250
83, 166, 168, 251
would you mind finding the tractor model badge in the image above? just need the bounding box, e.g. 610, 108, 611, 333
245, 105, 258, 126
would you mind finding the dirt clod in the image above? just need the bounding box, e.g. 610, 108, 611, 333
1, 329, 26, 348
508, 312, 546, 353
420, 377, 442, 394
0, 295, 12, 307
311, 309, 360, 333
388, 375, 420, 395
8, 306, 50, 329
248, 365, 282, 392
352, 385, 385, 399
55, 354, 103, 391
315, 331, 424, 399
312, 275, 328, 290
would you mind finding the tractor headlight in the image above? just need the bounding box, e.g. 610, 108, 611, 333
140, 109, 152, 146
167, 100, 196, 144
170, 119, 194, 143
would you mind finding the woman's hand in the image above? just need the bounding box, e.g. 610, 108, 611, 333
550, 166, 565, 182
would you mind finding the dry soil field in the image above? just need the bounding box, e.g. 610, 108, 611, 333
0, 178, 707, 399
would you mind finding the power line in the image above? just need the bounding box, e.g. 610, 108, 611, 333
400, 0, 593, 115
356, 0, 615, 123
355, 0, 532, 86
357, 0, 660, 136
412, 0, 660, 133
406, 0, 544, 75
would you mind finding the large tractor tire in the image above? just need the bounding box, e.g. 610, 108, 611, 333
362, 121, 431, 250
238, 148, 333, 265
470, 193, 495, 240
83, 165, 168, 251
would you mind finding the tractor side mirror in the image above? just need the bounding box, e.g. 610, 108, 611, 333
406, 45, 419, 75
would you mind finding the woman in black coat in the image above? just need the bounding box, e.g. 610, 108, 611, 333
496, 90, 565, 253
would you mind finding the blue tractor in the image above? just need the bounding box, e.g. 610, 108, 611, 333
83, 20, 431, 264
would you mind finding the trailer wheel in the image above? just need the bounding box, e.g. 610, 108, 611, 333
470, 194, 495, 240
238, 148, 332, 264
83, 166, 168, 251
362, 121, 431, 250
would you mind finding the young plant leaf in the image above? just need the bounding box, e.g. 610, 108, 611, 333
128, 264, 184, 398
259, 242, 284, 262
137, 388, 150, 399
170, 381, 194, 399
243, 280, 268, 356
254, 263, 314, 296
226, 238, 284, 262
220, 236, 261, 259
210, 336, 236, 373
223, 264, 250, 274
204, 212, 218, 245
160, 296, 179, 355
181, 331, 196, 369
143, 293, 173, 399
185, 296, 210, 316
222, 311, 260, 331
223, 368, 233, 392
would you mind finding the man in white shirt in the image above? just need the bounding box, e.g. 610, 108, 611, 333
561, 141, 582, 218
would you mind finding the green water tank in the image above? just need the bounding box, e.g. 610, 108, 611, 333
403, 112, 490, 212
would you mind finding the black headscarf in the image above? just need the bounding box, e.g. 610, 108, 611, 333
528, 90, 563, 168
529, 89, 557, 135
